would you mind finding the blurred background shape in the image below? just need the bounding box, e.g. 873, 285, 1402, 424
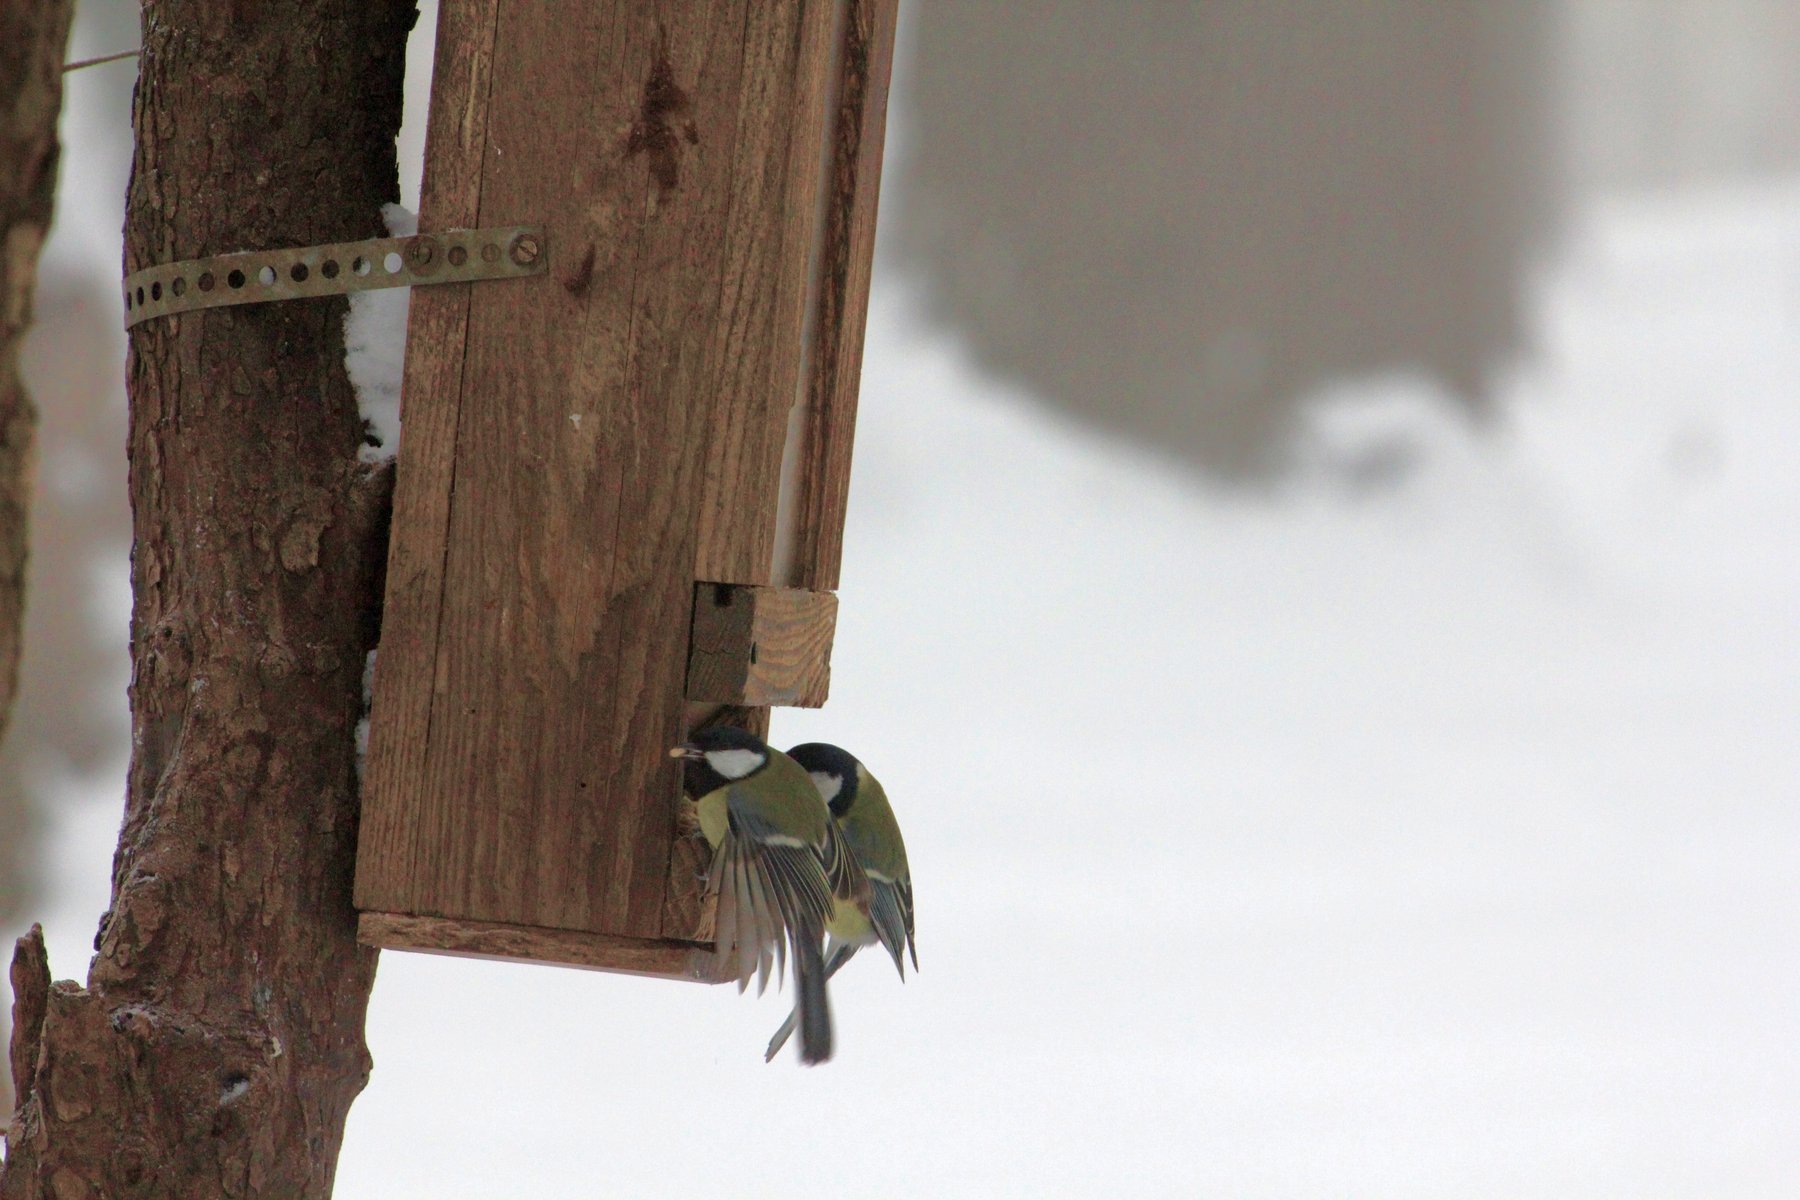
888, 0, 1800, 477
890, 1, 1555, 476
1563, 0, 1800, 190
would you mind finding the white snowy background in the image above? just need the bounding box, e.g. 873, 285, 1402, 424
10, 4, 1800, 1197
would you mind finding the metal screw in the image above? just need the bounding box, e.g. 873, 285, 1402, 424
407, 236, 442, 277
510, 234, 541, 266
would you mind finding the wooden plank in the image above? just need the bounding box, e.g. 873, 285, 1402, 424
358, 912, 726, 983
360, 2, 852, 946
414, 1, 686, 937
356, 0, 501, 916
657, 0, 843, 950
655, 3, 901, 949
686, 583, 836, 708
691, 0, 839, 585
789, 0, 900, 591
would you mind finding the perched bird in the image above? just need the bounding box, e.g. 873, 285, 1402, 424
671, 725, 863, 1065
765, 742, 916, 1063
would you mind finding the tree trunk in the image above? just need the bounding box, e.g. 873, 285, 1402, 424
2, 2, 414, 1195
0, 0, 75, 1123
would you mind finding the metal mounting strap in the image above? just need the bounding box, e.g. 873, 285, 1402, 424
122, 225, 547, 329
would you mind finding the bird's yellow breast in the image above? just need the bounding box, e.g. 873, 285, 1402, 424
697, 788, 731, 849
826, 894, 874, 944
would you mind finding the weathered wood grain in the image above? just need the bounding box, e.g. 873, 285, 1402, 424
655, 3, 897, 949
686, 583, 836, 708
359, 1, 873, 952
690, 1, 838, 585
790, 0, 899, 592
355, 0, 501, 918
357, 912, 727, 983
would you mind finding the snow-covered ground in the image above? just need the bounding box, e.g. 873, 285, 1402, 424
12, 16, 1800, 1199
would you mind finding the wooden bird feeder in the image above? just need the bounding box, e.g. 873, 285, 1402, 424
353, 0, 897, 982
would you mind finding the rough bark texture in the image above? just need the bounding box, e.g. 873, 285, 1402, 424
1, 2, 414, 1195
0, 0, 75, 1125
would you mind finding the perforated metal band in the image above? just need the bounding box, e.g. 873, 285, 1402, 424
122, 225, 547, 329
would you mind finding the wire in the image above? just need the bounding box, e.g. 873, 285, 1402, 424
62, 49, 140, 73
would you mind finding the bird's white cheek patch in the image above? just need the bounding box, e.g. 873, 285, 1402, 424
809, 771, 843, 803
705, 748, 763, 779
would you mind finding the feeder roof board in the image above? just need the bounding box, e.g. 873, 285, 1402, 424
354, 0, 897, 979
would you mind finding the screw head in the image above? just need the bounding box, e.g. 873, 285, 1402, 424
510, 234, 541, 266
406, 236, 442, 277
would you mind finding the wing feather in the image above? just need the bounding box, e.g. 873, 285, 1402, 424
895, 875, 917, 972
820, 819, 870, 909
710, 788, 839, 997
711, 778, 842, 1060
744, 853, 778, 996
733, 843, 761, 991
868, 877, 910, 978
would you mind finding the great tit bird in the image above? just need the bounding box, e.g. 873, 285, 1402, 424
672, 725, 864, 1065
764, 742, 916, 1062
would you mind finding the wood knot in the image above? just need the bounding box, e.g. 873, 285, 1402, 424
626, 40, 699, 193
563, 244, 596, 295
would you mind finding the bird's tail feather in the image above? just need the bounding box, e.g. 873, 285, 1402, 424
793, 921, 833, 1065
765, 942, 858, 1062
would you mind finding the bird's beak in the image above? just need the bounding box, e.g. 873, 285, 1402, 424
670, 743, 702, 760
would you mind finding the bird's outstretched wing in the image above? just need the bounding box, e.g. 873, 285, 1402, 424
708, 831, 779, 994
706, 784, 840, 1062
707, 795, 835, 993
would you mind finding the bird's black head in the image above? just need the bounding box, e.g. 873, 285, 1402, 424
786, 742, 861, 818
672, 724, 770, 797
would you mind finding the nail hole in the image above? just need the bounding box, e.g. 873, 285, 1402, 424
321, 259, 339, 279
257, 265, 276, 286
383, 252, 403, 274
290, 263, 309, 282
150, 281, 162, 301
124, 292, 132, 310
136, 287, 145, 305
480, 243, 500, 263
198, 272, 215, 292
171, 277, 187, 297
227, 270, 245, 289
352, 257, 370, 276
448, 245, 468, 267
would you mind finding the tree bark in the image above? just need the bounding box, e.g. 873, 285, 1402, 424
0, 0, 75, 1124
2, 2, 414, 1195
